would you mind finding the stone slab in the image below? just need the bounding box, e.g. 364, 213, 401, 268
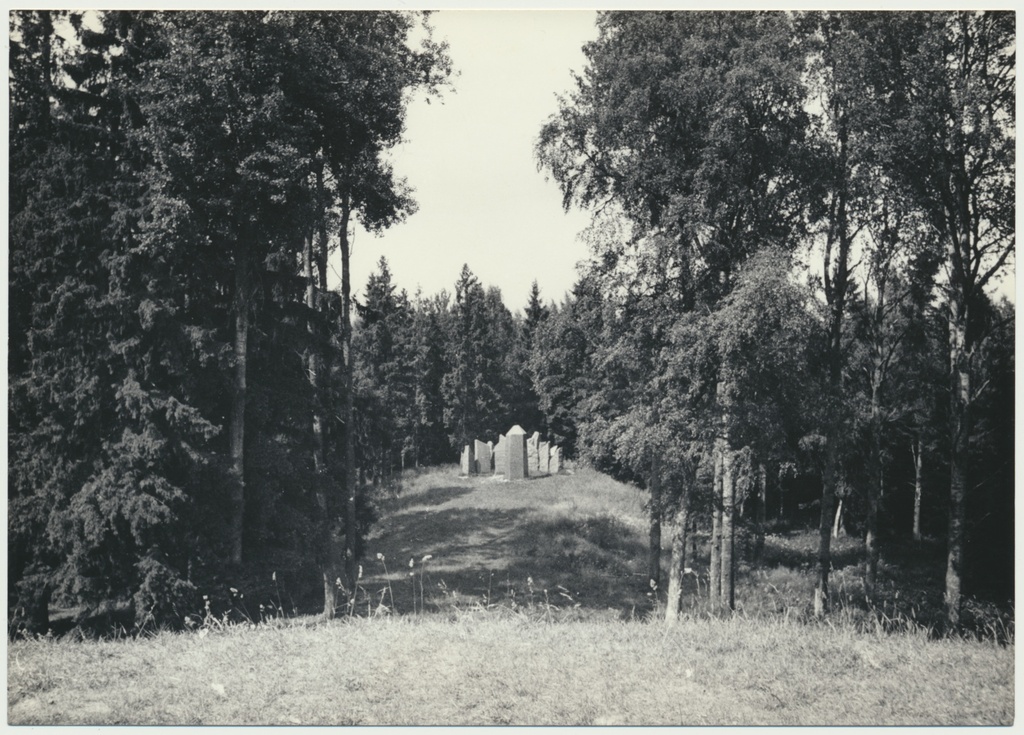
505, 425, 528, 480
475, 439, 492, 474
494, 435, 506, 475
527, 431, 541, 473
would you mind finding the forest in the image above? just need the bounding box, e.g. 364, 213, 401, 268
7, 10, 1014, 638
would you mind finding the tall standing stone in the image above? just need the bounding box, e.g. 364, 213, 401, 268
550, 446, 561, 474
527, 431, 541, 473
494, 434, 506, 476
475, 439, 492, 474
538, 441, 550, 474
505, 425, 528, 480
461, 444, 475, 476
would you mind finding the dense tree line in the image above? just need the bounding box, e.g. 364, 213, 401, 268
8, 10, 453, 629
352, 258, 551, 478
534, 10, 1014, 627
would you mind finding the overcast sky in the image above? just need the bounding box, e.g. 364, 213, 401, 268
337, 10, 599, 312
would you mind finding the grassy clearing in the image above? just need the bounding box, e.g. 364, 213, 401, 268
8, 465, 1014, 725
7, 615, 1013, 726
358, 466, 653, 619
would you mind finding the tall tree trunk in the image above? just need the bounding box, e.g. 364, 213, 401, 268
664, 490, 690, 625
720, 445, 736, 611
304, 234, 325, 473
946, 298, 970, 627
709, 441, 723, 608
912, 434, 923, 542
754, 462, 766, 563
228, 241, 249, 565
778, 464, 785, 520
648, 453, 662, 593
815, 440, 837, 617
339, 196, 358, 590
305, 231, 335, 618
314, 159, 329, 294
816, 92, 852, 617
865, 376, 883, 598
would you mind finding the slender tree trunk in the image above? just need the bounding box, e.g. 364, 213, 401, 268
817, 104, 852, 617
946, 298, 970, 627
339, 196, 358, 590
305, 231, 336, 618
754, 462, 766, 563
832, 497, 844, 538
314, 160, 329, 294
721, 445, 736, 611
815, 440, 837, 617
648, 453, 662, 593
228, 241, 249, 565
304, 234, 325, 474
664, 490, 690, 625
865, 377, 883, 598
778, 464, 785, 520
912, 435, 923, 542
709, 441, 723, 608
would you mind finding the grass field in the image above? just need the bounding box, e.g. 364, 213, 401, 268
7, 466, 1015, 726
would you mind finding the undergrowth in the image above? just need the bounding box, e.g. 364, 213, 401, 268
18, 466, 1013, 646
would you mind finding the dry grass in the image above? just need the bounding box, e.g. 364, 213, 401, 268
7, 615, 1013, 726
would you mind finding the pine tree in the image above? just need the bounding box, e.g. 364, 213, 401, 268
441, 265, 504, 452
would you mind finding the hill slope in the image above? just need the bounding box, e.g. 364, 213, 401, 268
361, 466, 655, 618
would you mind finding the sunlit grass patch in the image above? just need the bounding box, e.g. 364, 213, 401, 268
8, 615, 1014, 726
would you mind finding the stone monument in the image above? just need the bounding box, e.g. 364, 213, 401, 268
475, 439, 492, 474
505, 425, 528, 480
494, 434, 506, 475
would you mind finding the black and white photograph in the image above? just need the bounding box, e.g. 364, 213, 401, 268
6, 5, 1015, 726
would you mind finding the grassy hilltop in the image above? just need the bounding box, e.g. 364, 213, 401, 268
7, 467, 1014, 726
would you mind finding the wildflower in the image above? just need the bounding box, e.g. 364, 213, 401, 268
358, 565, 363, 580
409, 557, 415, 568
376, 553, 384, 561
230, 587, 238, 594
422, 554, 433, 562
272, 571, 277, 582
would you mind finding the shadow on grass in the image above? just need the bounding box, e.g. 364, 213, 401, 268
760, 530, 864, 572
385, 484, 477, 512
362, 502, 651, 617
